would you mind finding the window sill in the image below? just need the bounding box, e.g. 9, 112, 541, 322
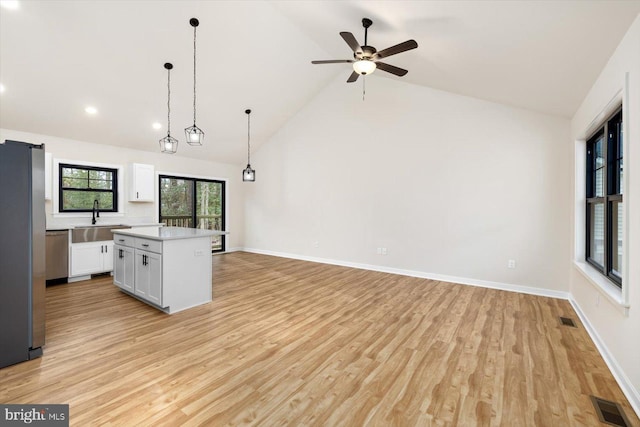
573, 260, 629, 316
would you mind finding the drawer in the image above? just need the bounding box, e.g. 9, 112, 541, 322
113, 234, 135, 247
135, 237, 162, 254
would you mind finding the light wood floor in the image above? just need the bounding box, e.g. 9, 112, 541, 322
1, 252, 637, 426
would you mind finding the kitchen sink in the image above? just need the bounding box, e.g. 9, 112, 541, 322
71, 225, 130, 243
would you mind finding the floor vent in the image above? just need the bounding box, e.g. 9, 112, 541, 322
590, 396, 630, 427
559, 316, 577, 327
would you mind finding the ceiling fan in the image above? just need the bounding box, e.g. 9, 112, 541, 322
312, 18, 418, 83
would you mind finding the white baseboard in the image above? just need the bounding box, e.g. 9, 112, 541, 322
569, 298, 640, 417
241, 248, 570, 300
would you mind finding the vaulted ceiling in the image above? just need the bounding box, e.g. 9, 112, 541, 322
1, 1, 639, 165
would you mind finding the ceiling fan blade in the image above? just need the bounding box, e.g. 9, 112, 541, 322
376, 62, 408, 77
347, 71, 359, 83
311, 60, 354, 64
340, 32, 362, 53
374, 39, 418, 59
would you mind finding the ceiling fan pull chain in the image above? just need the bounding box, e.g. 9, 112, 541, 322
363, 76, 366, 101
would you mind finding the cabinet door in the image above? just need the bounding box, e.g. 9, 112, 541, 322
102, 241, 114, 271
134, 250, 162, 306
134, 251, 149, 299
145, 252, 162, 306
130, 163, 154, 202
114, 245, 134, 292
70, 242, 103, 276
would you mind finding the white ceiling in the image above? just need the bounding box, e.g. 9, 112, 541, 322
1, 1, 639, 165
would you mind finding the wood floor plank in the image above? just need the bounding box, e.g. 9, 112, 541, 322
1, 252, 637, 426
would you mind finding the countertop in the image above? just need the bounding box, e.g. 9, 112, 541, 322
46, 222, 163, 231
112, 226, 229, 241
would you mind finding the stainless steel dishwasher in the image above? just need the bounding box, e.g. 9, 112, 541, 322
46, 230, 69, 283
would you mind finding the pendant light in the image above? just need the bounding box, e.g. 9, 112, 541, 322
185, 18, 204, 146
159, 63, 178, 154
242, 109, 255, 182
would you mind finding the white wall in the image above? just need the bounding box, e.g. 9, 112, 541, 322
244, 74, 571, 294
0, 128, 245, 250
570, 14, 640, 411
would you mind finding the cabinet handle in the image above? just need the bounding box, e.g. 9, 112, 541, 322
137, 191, 139, 199
101, 245, 104, 253
105, 246, 108, 253
118, 239, 125, 242
119, 249, 123, 259
142, 243, 149, 247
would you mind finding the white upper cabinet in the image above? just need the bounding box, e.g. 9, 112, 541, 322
129, 163, 154, 202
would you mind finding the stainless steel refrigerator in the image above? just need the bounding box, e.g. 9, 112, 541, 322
0, 140, 46, 368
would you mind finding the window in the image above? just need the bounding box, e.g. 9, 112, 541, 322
59, 163, 118, 212
158, 175, 225, 252
586, 108, 623, 286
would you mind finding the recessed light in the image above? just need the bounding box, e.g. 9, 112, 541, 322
0, 84, 5, 94
152, 122, 162, 130
85, 106, 98, 115
0, 1, 20, 10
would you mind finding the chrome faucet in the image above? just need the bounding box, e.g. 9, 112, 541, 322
92, 200, 100, 225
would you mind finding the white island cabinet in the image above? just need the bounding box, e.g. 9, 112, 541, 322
112, 226, 228, 314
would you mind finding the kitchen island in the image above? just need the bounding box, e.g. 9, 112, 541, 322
112, 226, 228, 314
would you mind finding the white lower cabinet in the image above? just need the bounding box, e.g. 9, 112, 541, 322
134, 250, 162, 306
113, 244, 135, 293
113, 234, 165, 308
112, 230, 213, 314
70, 241, 114, 277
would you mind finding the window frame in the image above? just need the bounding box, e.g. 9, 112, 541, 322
58, 163, 119, 213
585, 107, 623, 287
158, 174, 226, 253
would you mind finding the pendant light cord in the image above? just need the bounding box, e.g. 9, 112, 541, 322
192, 24, 197, 125
167, 67, 171, 135
247, 112, 251, 164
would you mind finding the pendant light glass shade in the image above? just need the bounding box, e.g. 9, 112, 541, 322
185, 18, 204, 146
242, 109, 255, 182
353, 59, 376, 75
243, 165, 255, 182
185, 125, 204, 145
160, 62, 178, 154
159, 135, 178, 153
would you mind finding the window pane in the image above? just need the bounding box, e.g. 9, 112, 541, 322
62, 177, 89, 189
595, 167, 604, 197
589, 203, 605, 267
88, 179, 113, 190
196, 181, 223, 251
593, 136, 604, 197
62, 167, 88, 179
159, 177, 193, 227
619, 159, 623, 195
89, 170, 112, 181
611, 201, 623, 277
62, 190, 113, 210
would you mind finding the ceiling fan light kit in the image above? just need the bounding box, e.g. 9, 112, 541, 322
353, 59, 376, 75
312, 17, 418, 83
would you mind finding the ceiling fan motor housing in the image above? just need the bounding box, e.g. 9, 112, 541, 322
354, 46, 377, 60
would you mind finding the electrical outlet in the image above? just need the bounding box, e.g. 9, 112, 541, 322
376, 247, 382, 255
381, 248, 388, 255
194, 250, 205, 256
508, 259, 516, 269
